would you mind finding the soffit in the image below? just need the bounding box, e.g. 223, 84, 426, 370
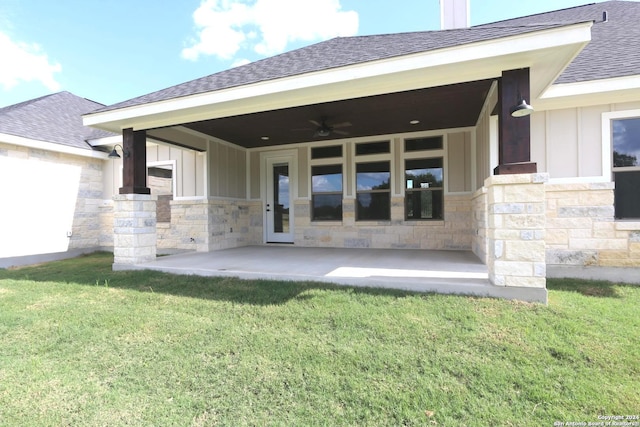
82, 22, 592, 151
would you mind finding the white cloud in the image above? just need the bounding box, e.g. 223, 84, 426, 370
182, 0, 358, 61
0, 31, 62, 91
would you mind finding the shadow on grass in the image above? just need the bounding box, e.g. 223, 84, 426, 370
546, 277, 627, 298
0, 252, 424, 306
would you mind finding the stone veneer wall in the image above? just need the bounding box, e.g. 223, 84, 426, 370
160, 198, 262, 252
293, 195, 473, 250
472, 187, 488, 264
545, 182, 640, 268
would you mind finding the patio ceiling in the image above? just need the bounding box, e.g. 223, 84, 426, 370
181, 79, 494, 148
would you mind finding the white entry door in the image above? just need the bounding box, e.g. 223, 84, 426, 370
265, 156, 294, 243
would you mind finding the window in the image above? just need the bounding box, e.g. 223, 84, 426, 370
356, 161, 390, 220
312, 145, 342, 159
612, 117, 640, 219
405, 136, 443, 152
311, 165, 342, 220
405, 158, 444, 220
356, 141, 390, 156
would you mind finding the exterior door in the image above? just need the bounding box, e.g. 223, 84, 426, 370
265, 156, 294, 243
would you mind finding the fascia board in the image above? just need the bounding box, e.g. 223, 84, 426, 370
0, 133, 109, 159
536, 75, 640, 110
87, 135, 121, 147
83, 22, 592, 132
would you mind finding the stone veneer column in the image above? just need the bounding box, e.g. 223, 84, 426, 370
112, 194, 157, 266
486, 173, 548, 289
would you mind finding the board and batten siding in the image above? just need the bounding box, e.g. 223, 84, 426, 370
103, 144, 205, 199
531, 101, 640, 180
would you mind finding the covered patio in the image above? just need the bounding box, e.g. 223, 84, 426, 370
115, 246, 545, 302
84, 21, 594, 304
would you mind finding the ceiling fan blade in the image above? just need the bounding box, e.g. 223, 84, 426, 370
333, 129, 350, 136
332, 121, 352, 129
308, 120, 321, 127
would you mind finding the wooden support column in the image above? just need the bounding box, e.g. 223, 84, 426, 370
494, 68, 537, 175
119, 128, 150, 194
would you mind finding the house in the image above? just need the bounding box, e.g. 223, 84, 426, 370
3, 1, 639, 302
0, 91, 199, 267
0, 92, 114, 265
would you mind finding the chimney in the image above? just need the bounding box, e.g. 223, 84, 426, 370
440, 0, 470, 29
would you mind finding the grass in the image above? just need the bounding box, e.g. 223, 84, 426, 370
0, 252, 638, 426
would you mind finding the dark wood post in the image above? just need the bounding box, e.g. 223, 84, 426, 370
119, 128, 150, 194
494, 68, 537, 175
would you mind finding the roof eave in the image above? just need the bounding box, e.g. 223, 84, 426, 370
535, 75, 640, 110
83, 21, 593, 133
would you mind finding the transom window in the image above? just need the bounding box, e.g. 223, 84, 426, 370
612, 117, 640, 219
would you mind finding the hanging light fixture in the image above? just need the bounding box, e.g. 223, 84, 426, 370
108, 144, 129, 159
510, 98, 534, 117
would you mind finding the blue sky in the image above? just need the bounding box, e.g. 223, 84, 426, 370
0, 0, 615, 108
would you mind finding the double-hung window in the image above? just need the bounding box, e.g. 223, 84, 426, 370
311, 145, 343, 221
404, 136, 444, 220
612, 117, 640, 219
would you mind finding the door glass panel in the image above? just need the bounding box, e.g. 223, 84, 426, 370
273, 164, 289, 233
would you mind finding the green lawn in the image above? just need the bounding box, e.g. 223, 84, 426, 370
0, 252, 638, 426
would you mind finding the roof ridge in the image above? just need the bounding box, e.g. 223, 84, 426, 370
473, 2, 598, 28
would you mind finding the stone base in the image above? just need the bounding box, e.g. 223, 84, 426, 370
113, 194, 157, 265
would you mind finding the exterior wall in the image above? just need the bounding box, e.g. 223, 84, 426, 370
531, 100, 640, 180
545, 182, 640, 268
474, 83, 498, 190
158, 198, 261, 252
0, 142, 106, 259
208, 140, 246, 199
293, 195, 473, 250
103, 143, 205, 199
472, 187, 488, 264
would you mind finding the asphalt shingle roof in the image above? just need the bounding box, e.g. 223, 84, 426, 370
0, 91, 113, 150
92, 0, 640, 114
92, 22, 572, 113
477, 1, 640, 84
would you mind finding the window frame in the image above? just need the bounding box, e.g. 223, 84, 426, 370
309, 144, 344, 222
402, 136, 445, 221
354, 140, 393, 221
355, 160, 392, 221
311, 164, 343, 221
605, 111, 640, 220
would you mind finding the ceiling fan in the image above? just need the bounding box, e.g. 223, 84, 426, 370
305, 117, 352, 137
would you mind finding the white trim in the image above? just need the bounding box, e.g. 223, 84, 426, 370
603, 109, 640, 178
543, 75, 640, 99
260, 149, 298, 243
489, 116, 499, 175
87, 135, 120, 147
0, 132, 108, 159
601, 109, 640, 180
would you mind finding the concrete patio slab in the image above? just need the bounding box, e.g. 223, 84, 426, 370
115, 246, 547, 303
